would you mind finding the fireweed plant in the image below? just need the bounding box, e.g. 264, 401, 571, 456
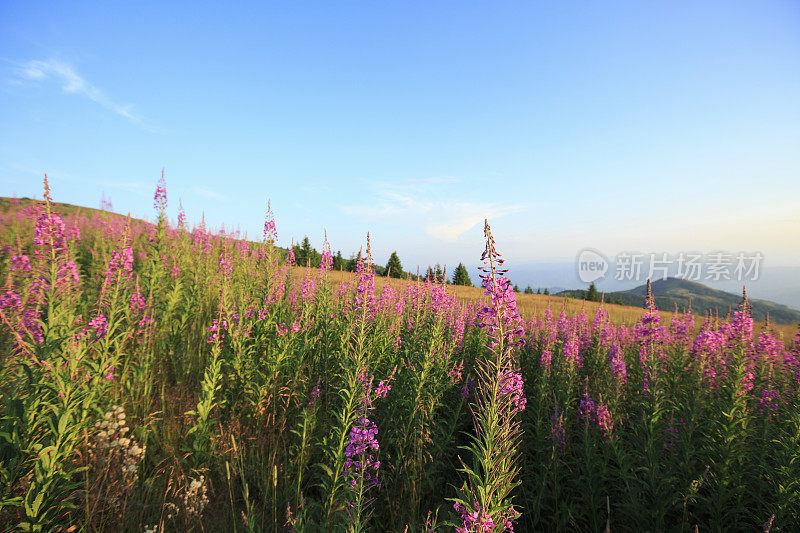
0, 177, 798, 531
451, 220, 525, 532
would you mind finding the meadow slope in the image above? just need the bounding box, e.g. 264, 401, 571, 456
1, 183, 799, 531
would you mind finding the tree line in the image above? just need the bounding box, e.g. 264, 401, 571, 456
290, 236, 475, 286
290, 237, 571, 296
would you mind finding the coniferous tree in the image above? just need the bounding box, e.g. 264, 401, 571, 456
586, 282, 599, 302
425, 264, 444, 282
385, 251, 403, 278
513, 284, 520, 293
451, 263, 473, 287
543, 288, 550, 295
300, 236, 312, 265
523, 286, 533, 294
332, 251, 344, 271
292, 241, 303, 266
346, 250, 362, 272
536, 288, 541, 294
292, 244, 306, 266
434, 264, 444, 282
295, 236, 319, 267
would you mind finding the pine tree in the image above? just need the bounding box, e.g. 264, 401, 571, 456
523, 285, 533, 294
295, 236, 319, 267
451, 263, 473, 287
385, 251, 403, 278
513, 284, 520, 293
586, 282, 599, 302
536, 288, 541, 294
434, 264, 444, 282
333, 251, 344, 271
292, 241, 304, 267
425, 264, 443, 282
543, 288, 550, 295
346, 250, 362, 272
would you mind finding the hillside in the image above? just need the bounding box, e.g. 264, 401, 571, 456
0, 196, 290, 253
3, 197, 796, 340
560, 278, 800, 325
0, 196, 128, 222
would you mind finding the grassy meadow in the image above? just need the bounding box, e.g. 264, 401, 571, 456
1, 178, 799, 532
320, 268, 797, 341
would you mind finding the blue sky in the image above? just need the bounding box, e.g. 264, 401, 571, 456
2, 1, 799, 281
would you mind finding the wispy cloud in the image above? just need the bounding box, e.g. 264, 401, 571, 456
194, 187, 230, 202
341, 178, 524, 242
15, 59, 148, 127
426, 202, 524, 242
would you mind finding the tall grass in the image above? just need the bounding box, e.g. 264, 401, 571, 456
0, 177, 798, 531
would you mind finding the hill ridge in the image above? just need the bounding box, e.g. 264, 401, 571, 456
559, 277, 800, 325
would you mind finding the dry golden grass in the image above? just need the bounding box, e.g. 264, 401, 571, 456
293, 266, 797, 342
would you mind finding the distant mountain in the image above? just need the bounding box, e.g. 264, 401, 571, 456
546, 286, 568, 295
559, 278, 800, 325
506, 260, 800, 311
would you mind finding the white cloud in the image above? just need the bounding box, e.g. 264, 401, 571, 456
340, 178, 524, 242
15, 59, 147, 127
426, 202, 524, 242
